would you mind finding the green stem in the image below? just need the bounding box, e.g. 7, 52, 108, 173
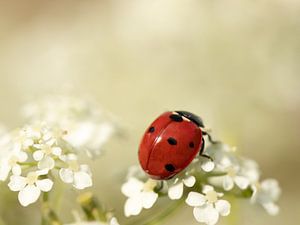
77, 192, 107, 222
40, 192, 62, 225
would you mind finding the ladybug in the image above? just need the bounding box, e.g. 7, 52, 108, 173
138, 111, 216, 180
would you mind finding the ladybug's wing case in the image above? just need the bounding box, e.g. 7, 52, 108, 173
138, 112, 173, 172
147, 120, 202, 179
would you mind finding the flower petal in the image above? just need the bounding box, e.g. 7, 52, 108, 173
124, 195, 143, 217
201, 159, 215, 172
18, 185, 41, 206
52, 147, 62, 156
223, 175, 234, 191
121, 178, 144, 197
110, 217, 119, 225
17, 151, 28, 162
59, 168, 74, 183
186, 191, 206, 207
234, 176, 249, 190
261, 179, 281, 200
8, 175, 27, 191
202, 185, 214, 194
73, 171, 92, 189
262, 202, 279, 215
12, 164, 22, 176
168, 182, 183, 200
183, 176, 196, 187
38, 156, 55, 170
215, 200, 231, 216
33, 150, 44, 161
141, 191, 158, 209
0, 161, 11, 181
36, 179, 53, 192
193, 204, 219, 225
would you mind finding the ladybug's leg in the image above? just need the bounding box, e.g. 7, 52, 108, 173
155, 181, 164, 192
199, 138, 213, 161
202, 131, 220, 145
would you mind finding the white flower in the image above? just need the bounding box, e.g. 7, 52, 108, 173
239, 158, 260, 183
186, 185, 231, 225
22, 95, 115, 157
121, 178, 158, 217
251, 179, 281, 215
0, 149, 28, 181
8, 170, 53, 206
59, 154, 92, 190
168, 176, 196, 200
199, 157, 215, 172
217, 157, 250, 191
33, 136, 62, 171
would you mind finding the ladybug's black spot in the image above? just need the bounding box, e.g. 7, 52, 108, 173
165, 164, 175, 172
148, 126, 155, 133
169, 114, 183, 122
167, 137, 177, 145
189, 142, 195, 148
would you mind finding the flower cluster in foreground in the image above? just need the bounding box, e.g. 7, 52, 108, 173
121, 143, 281, 225
0, 94, 119, 225
0, 123, 93, 206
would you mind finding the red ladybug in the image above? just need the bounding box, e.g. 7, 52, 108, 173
138, 111, 214, 180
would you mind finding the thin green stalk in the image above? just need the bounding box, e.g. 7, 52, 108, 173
77, 192, 107, 222
41, 192, 62, 225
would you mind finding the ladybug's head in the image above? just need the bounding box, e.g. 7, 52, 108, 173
175, 111, 204, 128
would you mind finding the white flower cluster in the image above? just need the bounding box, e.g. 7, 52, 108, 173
0, 123, 93, 206
121, 143, 281, 225
22, 95, 115, 157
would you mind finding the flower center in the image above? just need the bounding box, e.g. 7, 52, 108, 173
43, 145, 53, 155
254, 181, 261, 190
226, 166, 236, 177
69, 160, 79, 171
206, 190, 218, 204
8, 155, 18, 166
26, 172, 38, 185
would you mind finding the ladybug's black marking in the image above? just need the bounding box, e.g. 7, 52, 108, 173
189, 142, 195, 148
148, 126, 155, 133
167, 137, 177, 145
165, 164, 175, 172
169, 114, 183, 122
175, 111, 204, 128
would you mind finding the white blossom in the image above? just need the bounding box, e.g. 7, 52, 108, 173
168, 175, 196, 200
32, 132, 62, 171
22, 95, 115, 156
251, 179, 281, 215
216, 157, 250, 191
186, 185, 230, 225
59, 154, 92, 190
8, 170, 53, 206
0, 149, 27, 181
121, 178, 158, 217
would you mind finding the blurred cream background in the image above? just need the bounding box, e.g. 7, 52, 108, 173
0, 0, 299, 224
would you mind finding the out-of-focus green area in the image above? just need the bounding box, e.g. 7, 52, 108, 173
0, 0, 299, 224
